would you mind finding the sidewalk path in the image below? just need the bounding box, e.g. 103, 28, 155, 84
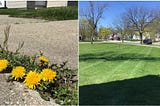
0, 15, 78, 70
105, 40, 160, 48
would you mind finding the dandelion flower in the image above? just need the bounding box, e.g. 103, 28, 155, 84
38, 56, 49, 63
40, 68, 56, 82
24, 71, 41, 89
12, 66, 26, 80
0, 59, 9, 72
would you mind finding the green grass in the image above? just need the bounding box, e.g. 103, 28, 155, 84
79, 42, 160, 105
0, 6, 78, 20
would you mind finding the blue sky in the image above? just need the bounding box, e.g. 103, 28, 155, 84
79, 1, 160, 28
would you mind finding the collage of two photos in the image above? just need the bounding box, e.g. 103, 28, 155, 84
0, 0, 160, 105
0, 1, 78, 105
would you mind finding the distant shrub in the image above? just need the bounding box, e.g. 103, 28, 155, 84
0, 6, 78, 21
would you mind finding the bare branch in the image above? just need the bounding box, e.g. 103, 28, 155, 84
122, 6, 156, 44
80, 1, 107, 43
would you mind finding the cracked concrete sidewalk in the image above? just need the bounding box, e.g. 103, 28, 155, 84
0, 15, 78, 105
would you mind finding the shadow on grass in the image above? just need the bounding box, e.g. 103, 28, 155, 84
80, 52, 160, 62
79, 75, 160, 105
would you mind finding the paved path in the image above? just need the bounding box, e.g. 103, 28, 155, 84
106, 40, 160, 48
80, 40, 160, 48
0, 15, 78, 69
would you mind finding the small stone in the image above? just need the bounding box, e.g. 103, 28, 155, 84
10, 90, 14, 93
10, 102, 13, 105
24, 101, 27, 104
16, 101, 19, 104
4, 101, 9, 105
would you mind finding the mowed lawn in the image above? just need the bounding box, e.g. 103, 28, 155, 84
79, 42, 160, 105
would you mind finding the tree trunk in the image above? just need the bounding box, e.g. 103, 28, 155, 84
122, 34, 124, 43
91, 29, 96, 44
91, 33, 93, 44
122, 39, 124, 43
121, 32, 124, 43
140, 32, 143, 44
4, 1, 7, 8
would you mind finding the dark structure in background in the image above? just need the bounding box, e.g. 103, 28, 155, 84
67, 1, 78, 6
1, 1, 78, 9
27, 1, 47, 9
0, 1, 7, 9
143, 39, 152, 44
27, 1, 77, 9
4, 1, 6, 8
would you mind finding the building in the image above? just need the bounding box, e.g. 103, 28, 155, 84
0, 1, 77, 9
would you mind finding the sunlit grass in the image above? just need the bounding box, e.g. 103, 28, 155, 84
79, 43, 160, 86
79, 42, 160, 105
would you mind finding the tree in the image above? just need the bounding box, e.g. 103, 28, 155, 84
81, 1, 107, 44
145, 18, 160, 41
98, 26, 112, 40
123, 6, 156, 44
113, 14, 134, 42
114, 17, 128, 43
79, 18, 92, 40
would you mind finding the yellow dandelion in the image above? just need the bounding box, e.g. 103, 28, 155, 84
11, 66, 26, 80
24, 71, 41, 89
40, 68, 56, 82
38, 56, 49, 63
0, 59, 9, 72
